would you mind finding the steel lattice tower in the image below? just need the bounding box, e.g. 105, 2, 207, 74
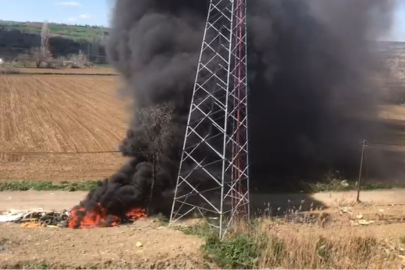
170, 0, 249, 238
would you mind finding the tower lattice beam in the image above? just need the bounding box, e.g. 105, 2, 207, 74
170, 0, 249, 238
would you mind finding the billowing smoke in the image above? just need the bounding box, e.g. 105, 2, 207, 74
73, 0, 394, 218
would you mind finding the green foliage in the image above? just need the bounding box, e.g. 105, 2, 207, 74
39, 262, 50, 270
204, 234, 259, 269
316, 237, 333, 263
400, 236, 405, 244
182, 221, 266, 269
0, 180, 99, 191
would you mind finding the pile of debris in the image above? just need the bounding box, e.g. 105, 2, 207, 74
0, 209, 69, 228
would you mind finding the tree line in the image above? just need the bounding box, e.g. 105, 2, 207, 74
0, 22, 108, 66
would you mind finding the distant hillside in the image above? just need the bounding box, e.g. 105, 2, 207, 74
0, 20, 109, 42
0, 21, 109, 64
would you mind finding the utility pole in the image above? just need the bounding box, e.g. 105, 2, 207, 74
357, 140, 367, 202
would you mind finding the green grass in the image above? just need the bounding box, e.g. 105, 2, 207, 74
181, 221, 214, 238
204, 233, 260, 269
400, 236, 405, 244
0, 180, 100, 191
181, 221, 263, 269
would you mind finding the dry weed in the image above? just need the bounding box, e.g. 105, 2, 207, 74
203, 218, 402, 269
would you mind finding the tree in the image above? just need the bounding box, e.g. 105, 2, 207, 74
135, 103, 175, 212
31, 21, 52, 68
41, 21, 50, 50
30, 47, 52, 68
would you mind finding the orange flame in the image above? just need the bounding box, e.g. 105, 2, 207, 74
68, 203, 146, 229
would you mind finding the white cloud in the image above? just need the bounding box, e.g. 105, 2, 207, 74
79, 13, 92, 19
66, 17, 77, 22
55, 2, 81, 7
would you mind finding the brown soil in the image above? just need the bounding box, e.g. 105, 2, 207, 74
0, 220, 206, 269
0, 75, 128, 181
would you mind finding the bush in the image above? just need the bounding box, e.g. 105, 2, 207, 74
204, 234, 259, 269
44, 57, 66, 69
16, 53, 34, 68
66, 51, 92, 68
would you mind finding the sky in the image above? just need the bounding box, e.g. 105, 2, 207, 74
390, 0, 405, 42
0, 0, 112, 27
0, 0, 404, 41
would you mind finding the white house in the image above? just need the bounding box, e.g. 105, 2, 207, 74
0, 58, 3, 65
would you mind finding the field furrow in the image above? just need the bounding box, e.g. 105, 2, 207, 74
0, 74, 128, 181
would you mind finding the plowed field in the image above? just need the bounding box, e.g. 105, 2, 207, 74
0, 75, 127, 181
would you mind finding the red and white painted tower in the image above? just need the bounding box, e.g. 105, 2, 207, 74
170, 0, 249, 238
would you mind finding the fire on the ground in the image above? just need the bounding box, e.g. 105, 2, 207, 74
0, 206, 146, 228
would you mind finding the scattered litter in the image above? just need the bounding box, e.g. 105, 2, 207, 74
340, 207, 353, 214
341, 180, 349, 187
358, 220, 375, 225
379, 209, 385, 212
356, 214, 364, 219
0, 209, 69, 228
47, 225, 61, 229
0, 213, 24, 222
136, 242, 143, 247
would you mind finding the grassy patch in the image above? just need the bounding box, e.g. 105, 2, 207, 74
400, 236, 405, 244
181, 221, 213, 238
181, 219, 398, 269
0, 180, 100, 191
204, 233, 260, 269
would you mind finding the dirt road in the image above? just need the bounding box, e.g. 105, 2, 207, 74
1, 189, 404, 212
0, 191, 87, 212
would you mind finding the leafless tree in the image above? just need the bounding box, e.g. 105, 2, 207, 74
31, 21, 52, 68
136, 102, 175, 211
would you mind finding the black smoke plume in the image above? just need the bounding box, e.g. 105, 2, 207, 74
73, 0, 394, 218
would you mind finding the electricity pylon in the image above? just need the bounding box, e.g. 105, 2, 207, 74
170, 0, 249, 238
